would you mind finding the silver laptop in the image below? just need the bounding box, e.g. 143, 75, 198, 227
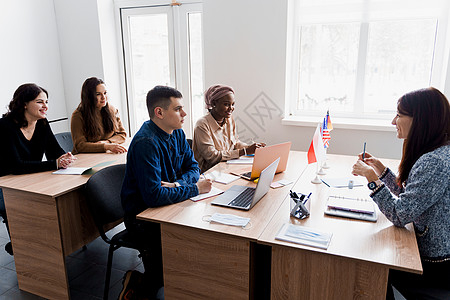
211, 158, 280, 210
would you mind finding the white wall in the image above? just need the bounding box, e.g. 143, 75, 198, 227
97, 0, 128, 129
0, 0, 68, 133
53, 0, 104, 118
203, 0, 404, 159
53, 0, 128, 133
0, 0, 423, 159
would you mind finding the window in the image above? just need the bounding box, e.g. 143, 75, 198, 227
119, 2, 204, 136
287, 0, 449, 123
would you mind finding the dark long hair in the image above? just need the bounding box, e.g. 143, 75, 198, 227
78, 77, 114, 139
3, 83, 48, 128
397, 87, 450, 184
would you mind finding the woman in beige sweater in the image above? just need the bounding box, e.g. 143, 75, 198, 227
193, 84, 265, 172
71, 77, 127, 154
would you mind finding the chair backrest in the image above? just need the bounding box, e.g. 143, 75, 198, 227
85, 164, 126, 232
55, 132, 74, 153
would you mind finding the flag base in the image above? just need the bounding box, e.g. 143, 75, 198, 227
317, 166, 326, 175
322, 160, 330, 169
311, 175, 322, 184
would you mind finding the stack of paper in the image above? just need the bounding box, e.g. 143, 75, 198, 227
276, 223, 332, 249
190, 186, 224, 202
205, 171, 240, 185
226, 157, 254, 164
53, 167, 92, 175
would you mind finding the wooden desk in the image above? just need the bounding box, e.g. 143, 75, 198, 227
137, 151, 307, 299
0, 151, 127, 300
258, 154, 422, 299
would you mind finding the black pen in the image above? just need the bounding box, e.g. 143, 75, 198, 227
362, 142, 366, 161
290, 190, 298, 199
303, 192, 312, 205
321, 179, 330, 187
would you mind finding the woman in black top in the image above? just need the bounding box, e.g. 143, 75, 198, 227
0, 83, 75, 255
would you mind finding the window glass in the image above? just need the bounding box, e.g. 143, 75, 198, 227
297, 23, 360, 112
364, 19, 437, 114
188, 12, 204, 126
128, 13, 171, 130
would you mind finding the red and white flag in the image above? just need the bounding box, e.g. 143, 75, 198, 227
307, 124, 326, 164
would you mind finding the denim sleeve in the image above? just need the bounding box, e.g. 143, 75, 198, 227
176, 137, 200, 186
132, 139, 199, 208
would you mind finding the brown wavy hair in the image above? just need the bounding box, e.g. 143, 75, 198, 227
3, 83, 48, 128
397, 87, 450, 184
78, 77, 114, 139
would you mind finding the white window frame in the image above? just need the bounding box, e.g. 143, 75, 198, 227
284, 0, 450, 130
114, 0, 203, 137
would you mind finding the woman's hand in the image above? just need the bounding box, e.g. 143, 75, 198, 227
352, 160, 378, 182
357, 152, 386, 176
57, 152, 76, 169
244, 142, 266, 155
105, 143, 127, 154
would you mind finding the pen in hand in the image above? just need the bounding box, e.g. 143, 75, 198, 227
362, 142, 366, 161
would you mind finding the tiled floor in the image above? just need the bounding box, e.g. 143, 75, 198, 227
0, 218, 144, 300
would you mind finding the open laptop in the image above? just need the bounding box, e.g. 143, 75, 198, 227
211, 157, 280, 210
231, 142, 291, 180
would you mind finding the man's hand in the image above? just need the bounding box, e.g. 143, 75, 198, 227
161, 181, 176, 188
196, 179, 213, 194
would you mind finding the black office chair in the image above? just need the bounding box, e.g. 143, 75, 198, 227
85, 164, 145, 300
55, 132, 74, 153
393, 284, 450, 300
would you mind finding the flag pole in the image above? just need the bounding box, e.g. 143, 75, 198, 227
311, 162, 322, 184
322, 148, 330, 169
322, 109, 332, 169
317, 162, 326, 175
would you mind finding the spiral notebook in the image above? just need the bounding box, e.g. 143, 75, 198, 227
325, 195, 377, 222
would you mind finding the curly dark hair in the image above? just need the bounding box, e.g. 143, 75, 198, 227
3, 83, 48, 128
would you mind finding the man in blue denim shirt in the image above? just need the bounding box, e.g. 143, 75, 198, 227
120, 86, 212, 299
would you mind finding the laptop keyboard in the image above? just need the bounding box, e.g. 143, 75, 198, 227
241, 171, 252, 179
229, 187, 255, 208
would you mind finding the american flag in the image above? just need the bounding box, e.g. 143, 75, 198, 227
321, 111, 331, 148
326, 110, 333, 131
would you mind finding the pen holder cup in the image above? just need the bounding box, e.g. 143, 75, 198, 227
289, 191, 310, 220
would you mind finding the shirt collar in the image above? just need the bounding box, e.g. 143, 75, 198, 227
148, 119, 172, 141
206, 113, 229, 132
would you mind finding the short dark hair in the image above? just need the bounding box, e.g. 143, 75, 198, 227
146, 86, 183, 118
3, 83, 48, 127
